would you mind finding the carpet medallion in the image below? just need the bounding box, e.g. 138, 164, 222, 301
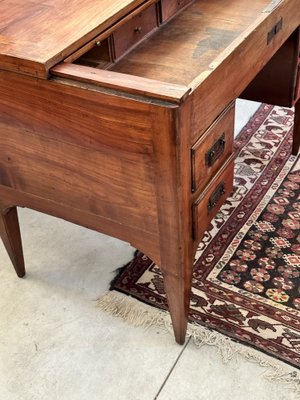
111, 104, 300, 369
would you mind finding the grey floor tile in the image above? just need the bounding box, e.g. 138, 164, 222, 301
0, 209, 183, 400
156, 340, 298, 400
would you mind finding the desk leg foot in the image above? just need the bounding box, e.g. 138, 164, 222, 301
292, 99, 300, 156
0, 206, 25, 278
162, 264, 193, 345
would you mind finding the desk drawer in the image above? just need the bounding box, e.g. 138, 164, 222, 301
295, 64, 300, 102
160, 0, 192, 22
193, 157, 234, 242
191, 102, 234, 193
113, 3, 159, 60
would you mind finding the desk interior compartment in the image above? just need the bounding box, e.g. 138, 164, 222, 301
70, 1, 159, 69
73, 37, 114, 69
53, 0, 299, 109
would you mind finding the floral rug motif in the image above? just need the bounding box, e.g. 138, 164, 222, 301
111, 104, 300, 368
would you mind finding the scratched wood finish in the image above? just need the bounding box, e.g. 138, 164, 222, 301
0, 0, 146, 77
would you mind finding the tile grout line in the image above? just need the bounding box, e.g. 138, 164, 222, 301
153, 336, 191, 400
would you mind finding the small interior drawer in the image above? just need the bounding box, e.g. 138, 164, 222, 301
113, 3, 159, 60
191, 102, 235, 193
193, 157, 234, 242
160, 0, 193, 23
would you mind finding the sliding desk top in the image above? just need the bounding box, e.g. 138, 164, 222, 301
0, 0, 144, 77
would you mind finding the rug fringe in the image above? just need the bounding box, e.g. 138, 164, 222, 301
97, 291, 300, 397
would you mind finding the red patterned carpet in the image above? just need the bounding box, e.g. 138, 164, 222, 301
111, 104, 300, 369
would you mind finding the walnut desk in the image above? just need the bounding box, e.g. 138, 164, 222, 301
0, 0, 300, 344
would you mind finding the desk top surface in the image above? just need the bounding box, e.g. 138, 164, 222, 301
0, 0, 296, 83
0, 0, 144, 77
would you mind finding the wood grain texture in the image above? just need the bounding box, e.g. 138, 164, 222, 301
0, 185, 161, 264
0, 0, 147, 77
151, 97, 194, 344
0, 69, 164, 257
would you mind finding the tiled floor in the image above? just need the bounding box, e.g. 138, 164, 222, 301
0, 100, 298, 400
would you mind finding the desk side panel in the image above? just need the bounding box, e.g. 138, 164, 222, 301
0, 70, 161, 259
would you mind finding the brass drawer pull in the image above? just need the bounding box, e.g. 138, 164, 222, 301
134, 26, 143, 33
205, 134, 226, 167
208, 182, 225, 212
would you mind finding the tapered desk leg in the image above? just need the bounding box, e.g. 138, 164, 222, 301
292, 99, 300, 156
162, 262, 193, 344
0, 206, 25, 278
159, 238, 194, 344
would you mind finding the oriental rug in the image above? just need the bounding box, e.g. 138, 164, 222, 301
101, 104, 300, 382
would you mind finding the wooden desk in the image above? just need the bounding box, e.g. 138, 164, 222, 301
0, 0, 299, 344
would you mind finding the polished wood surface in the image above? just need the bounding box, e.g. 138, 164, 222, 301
0, 0, 300, 345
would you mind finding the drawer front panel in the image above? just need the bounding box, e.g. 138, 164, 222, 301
160, 0, 192, 22
191, 102, 234, 193
113, 3, 159, 60
193, 158, 234, 242
295, 64, 300, 102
